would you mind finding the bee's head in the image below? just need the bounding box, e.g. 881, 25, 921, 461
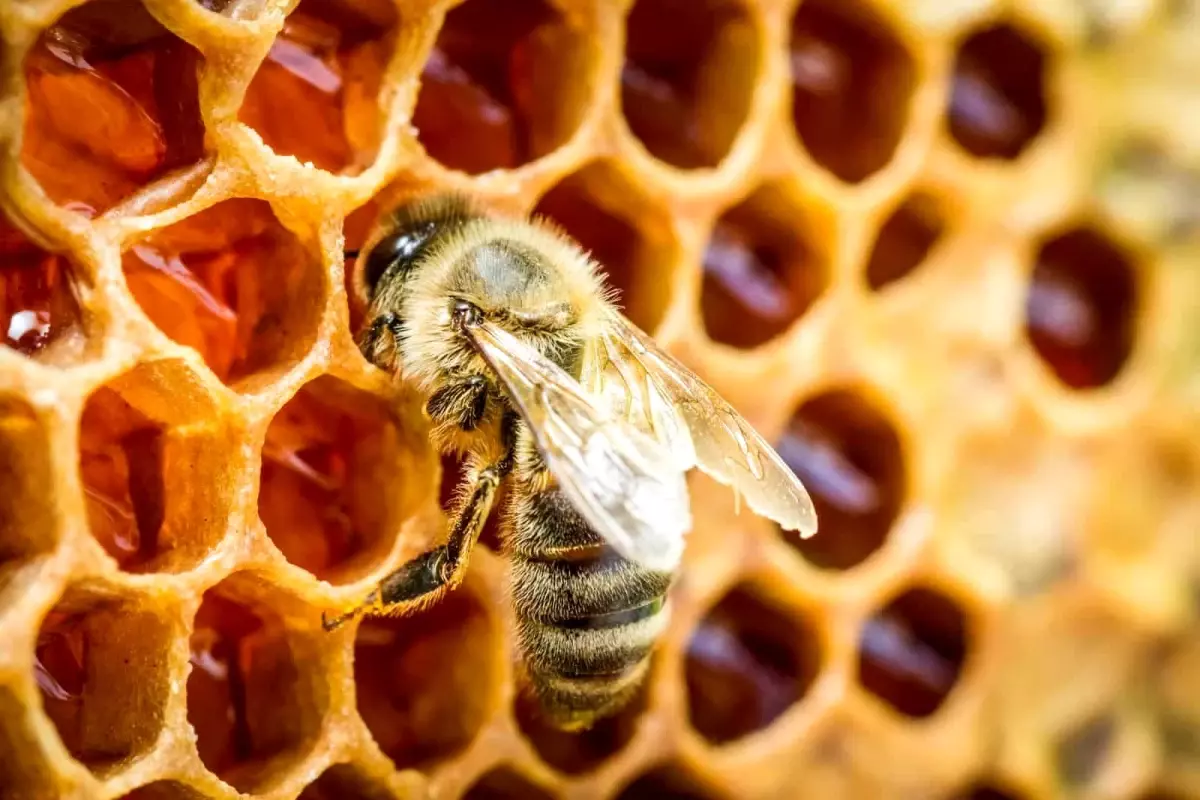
355, 194, 478, 303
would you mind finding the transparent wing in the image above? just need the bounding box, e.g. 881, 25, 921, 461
463, 319, 692, 571
584, 310, 818, 538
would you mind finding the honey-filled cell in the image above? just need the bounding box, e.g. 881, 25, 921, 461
700, 185, 831, 349
776, 389, 906, 570
685, 582, 821, 745
865, 191, 946, 291
122, 198, 325, 390
34, 593, 173, 774
259, 375, 428, 584
534, 163, 677, 334
412, 0, 588, 174
948, 23, 1049, 161
856, 586, 970, 718
78, 363, 232, 573
21, 0, 206, 215
789, 0, 916, 183
298, 763, 398, 800
188, 579, 327, 793
1024, 225, 1139, 390
621, 0, 759, 169
0, 216, 88, 364
239, 0, 396, 173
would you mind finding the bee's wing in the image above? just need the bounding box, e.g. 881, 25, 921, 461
463, 319, 692, 572
585, 310, 818, 538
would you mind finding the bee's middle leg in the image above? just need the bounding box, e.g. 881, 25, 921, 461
321, 456, 508, 631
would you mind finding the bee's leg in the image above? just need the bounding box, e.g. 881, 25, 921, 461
359, 312, 404, 369
425, 374, 489, 431
322, 414, 517, 632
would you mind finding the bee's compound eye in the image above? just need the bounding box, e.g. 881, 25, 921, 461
362, 220, 438, 297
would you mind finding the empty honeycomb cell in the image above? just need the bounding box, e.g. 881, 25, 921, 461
621, 0, 758, 169
865, 191, 946, 290
0, 216, 88, 363
685, 582, 821, 745
856, 586, 968, 719
20, 0, 206, 216
617, 763, 728, 799
0, 400, 58, 588
260, 375, 423, 584
462, 766, 555, 800
700, 185, 830, 349
34, 593, 172, 773
1023, 225, 1139, 390
298, 763, 395, 800
238, 0, 395, 173
776, 389, 905, 570
78, 365, 231, 573
1055, 713, 1116, 787
788, 0, 916, 183
515, 684, 645, 775
412, 0, 587, 174
188, 579, 326, 793
354, 588, 495, 771
120, 781, 209, 800
122, 198, 325, 388
533, 164, 676, 333
948, 23, 1049, 161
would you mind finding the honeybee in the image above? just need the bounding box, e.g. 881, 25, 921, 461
322, 194, 818, 730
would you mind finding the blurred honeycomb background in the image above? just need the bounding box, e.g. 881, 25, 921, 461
1, 0, 1198, 797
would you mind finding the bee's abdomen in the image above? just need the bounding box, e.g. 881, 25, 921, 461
509, 485, 673, 727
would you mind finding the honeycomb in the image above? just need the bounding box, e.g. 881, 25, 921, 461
1, 0, 1198, 798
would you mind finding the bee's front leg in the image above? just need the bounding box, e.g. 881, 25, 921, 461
359, 312, 405, 370
425, 374, 490, 431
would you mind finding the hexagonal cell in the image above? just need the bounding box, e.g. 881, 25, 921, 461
700, 185, 831, 349
354, 587, 495, 770
789, 0, 916, 183
21, 0, 206, 216
188, 577, 326, 793
120, 781, 209, 800
1055, 713, 1116, 788
857, 586, 969, 719
1, 215, 89, 363
34, 591, 172, 774
0, 399, 59, 590
238, 0, 395, 173
620, 0, 758, 169
463, 767, 555, 800
122, 198, 325, 389
412, 0, 588, 174
776, 389, 906, 570
685, 582, 821, 746
79, 363, 231, 573
298, 763, 395, 800
948, 23, 1049, 161
1024, 225, 1138, 390
865, 191, 946, 291
617, 763, 728, 799
533, 164, 677, 333
515, 682, 646, 775
260, 375, 424, 583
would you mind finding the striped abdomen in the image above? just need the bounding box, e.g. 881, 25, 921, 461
507, 484, 673, 730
